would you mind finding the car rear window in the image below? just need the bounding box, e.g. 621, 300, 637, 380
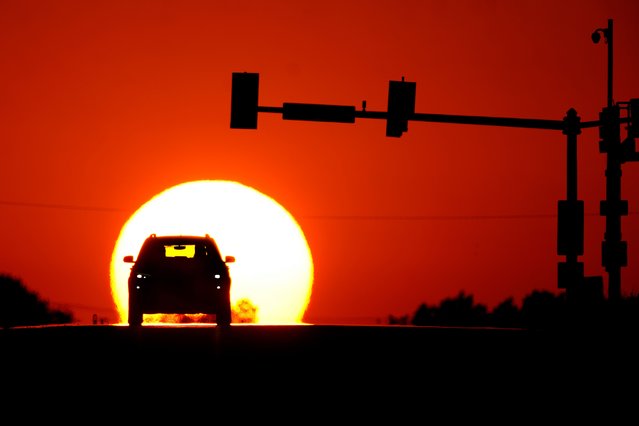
164, 244, 196, 258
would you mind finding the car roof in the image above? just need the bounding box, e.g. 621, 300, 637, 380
144, 234, 215, 244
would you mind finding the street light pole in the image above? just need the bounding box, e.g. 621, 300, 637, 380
608, 19, 613, 107
592, 18, 613, 107
593, 19, 626, 302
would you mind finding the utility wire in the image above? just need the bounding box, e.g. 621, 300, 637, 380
301, 211, 638, 221
0, 200, 126, 213
2, 199, 637, 220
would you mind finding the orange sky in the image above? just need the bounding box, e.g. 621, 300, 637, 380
1, 0, 639, 324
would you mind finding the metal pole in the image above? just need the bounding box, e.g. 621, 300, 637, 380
566, 109, 579, 202
603, 105, 624, 302
557, 109, 584, 297
607, 19, 614, 107
603, 19, 623, 301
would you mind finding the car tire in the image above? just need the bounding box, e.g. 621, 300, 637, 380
128, 291, 143, 326
217, 296, 232, 326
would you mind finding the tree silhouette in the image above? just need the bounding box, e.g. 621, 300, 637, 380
520, 289, 568, 330
410, 303, 435, 326
410, 291, 489, 327
0, 273, 75, 328
407, 288, 639, 330
437, 291, 488, 326
388, 313, 410, 325
233, 298, 257, 323
490, 297, 522, 328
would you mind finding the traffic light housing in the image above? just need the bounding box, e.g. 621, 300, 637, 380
629, 98, 639, 138
230, 72, 259, 129
557, 199, 584, 256
598, 105, 620, 153
621, 98, 639, 162
386, 79, 416, 137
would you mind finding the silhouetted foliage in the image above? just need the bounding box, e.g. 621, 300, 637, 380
490, 297, 522, 328
233, 298, 257, 323
408, 289, 639, 330
388, 313, 410, 325
410, 303, 435, 326
0, 274, 75, 328
437, 291, 488, 326
410, 291, 489, 327
520, 290, 568, 329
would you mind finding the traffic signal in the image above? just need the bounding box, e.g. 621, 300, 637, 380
629, 98, 639, 138
621, 98, 639, 163
598, 105, 620, 153
230, 72, 259, 129
557, 199, 584, 256
386, 78, 416, 137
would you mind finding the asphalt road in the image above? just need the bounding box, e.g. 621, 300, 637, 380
2, 323, 634, 372
1, 324, 635, 417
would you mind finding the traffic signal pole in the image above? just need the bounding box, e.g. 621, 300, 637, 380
231, 23, 638, 303
232, 72, 599, 301
592, 19, 633, 302
230, 20, 639, 304
557, 109, 587, 299
257, 104, 570, 129
600, 105, 626, 302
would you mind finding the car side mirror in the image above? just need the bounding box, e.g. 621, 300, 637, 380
225, 255, 235, 263
123, 255, 135, 263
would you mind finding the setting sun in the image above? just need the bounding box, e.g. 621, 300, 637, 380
110, 180, 314, 324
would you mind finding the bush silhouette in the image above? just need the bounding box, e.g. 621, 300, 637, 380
408, 289, 639, 330
0, 274, 74, 328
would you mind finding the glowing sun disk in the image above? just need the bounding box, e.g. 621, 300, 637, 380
110, 180, 314, 324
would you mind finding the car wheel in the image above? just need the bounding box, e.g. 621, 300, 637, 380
217, 297, 232, 326
128, 292, 143, 326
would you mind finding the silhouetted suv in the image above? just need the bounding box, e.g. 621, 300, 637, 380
123, 233, 235, 326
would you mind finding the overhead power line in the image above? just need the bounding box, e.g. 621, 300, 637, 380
2, 199, 637, 220
0, 200, 126, 213
301, 211, 638, 221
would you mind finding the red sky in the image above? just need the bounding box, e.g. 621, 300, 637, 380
1, 0, 639, 324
